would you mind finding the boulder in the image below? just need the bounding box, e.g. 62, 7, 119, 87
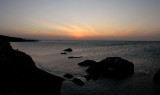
68, 56, 82, 59
86, 57, 134, 78
78, 60, 96, 66
153, 69, 160, 85
61, 52, 67, 54
64, 73, 73, 79
63, 48, 72, 52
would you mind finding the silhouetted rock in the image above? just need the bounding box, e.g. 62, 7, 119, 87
68, 56, 82, 59
64, 73, 73, 79
0, 40, 64, 95
72, 78, 84, 86
86, 57, 134, 79
153, 69, 160, 85
63, 48, 72, 52
61, 52, 67, 54
78, 60, 96, 66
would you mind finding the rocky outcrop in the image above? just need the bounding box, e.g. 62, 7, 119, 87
153, 69, 160, 85
0, 35, 38, 42
78, 57, 134, 79
0, 41, 64, 95
63, 48, 72, 52
78, 60, 96, 66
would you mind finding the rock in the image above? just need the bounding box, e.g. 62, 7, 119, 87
72, 78, 84, 86
61, 52, 67, 54
153, 69, 160, 85
64, 73, 73, 79
86, 57, 134, 78
68, 56, 82, 59
63, 48, 72, 52
78, 60, 96, 66
0, 40, 64, 95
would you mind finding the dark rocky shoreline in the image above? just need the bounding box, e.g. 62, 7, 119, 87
0, 35, 38, 42
0, 36, 64, 95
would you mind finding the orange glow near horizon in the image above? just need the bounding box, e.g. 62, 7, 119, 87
17, 20, 160, 40
37, 21, 101, 39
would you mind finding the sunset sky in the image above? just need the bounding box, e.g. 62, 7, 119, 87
0, 0, 160, 40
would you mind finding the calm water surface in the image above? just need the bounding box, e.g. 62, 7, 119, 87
11, 40, 160, 95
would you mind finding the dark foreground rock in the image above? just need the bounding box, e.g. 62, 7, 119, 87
63, 48, 72, 52
153, 69, 160, 85
72, 78, 84, 86
64, 73, 73, 79
0, 41, 64, 95
78, 60, 96, 66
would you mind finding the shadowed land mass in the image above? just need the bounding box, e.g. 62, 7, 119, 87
0, 35, 64, 95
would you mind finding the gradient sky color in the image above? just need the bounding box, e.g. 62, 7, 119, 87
0, 0, 160, 40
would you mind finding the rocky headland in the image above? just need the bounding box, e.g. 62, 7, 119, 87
0, 35, 64, 95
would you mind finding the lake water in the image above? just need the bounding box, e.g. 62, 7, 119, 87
11, 40, 160, 95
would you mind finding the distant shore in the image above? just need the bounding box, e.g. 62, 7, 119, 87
0, 35, 38, 42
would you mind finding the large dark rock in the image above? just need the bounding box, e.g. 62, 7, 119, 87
86, 57, 134, 78
63, 48, 72, 52
0, 41, 64, 95
78, 60, 96, 66
153, 69, 160, 85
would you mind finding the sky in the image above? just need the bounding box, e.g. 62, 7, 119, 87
0, 0, 160, 40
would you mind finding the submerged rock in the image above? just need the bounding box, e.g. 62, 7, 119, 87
63, 48, 72, 52
78, 60, 96, 66
61, 52, 67, 54
86, 57, 134, 78
72, 78, 84, 86
64, 73, 73, 79
153, 69, 160, 85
